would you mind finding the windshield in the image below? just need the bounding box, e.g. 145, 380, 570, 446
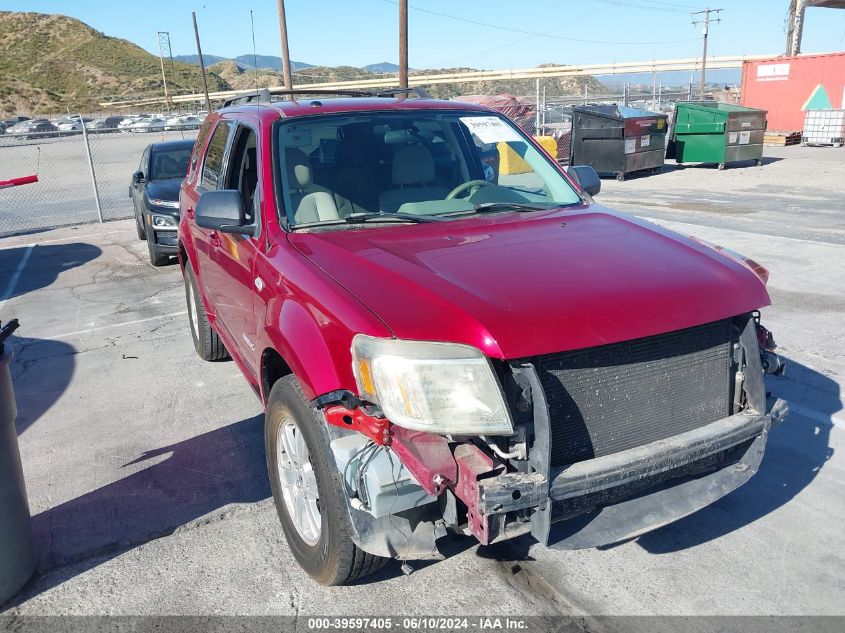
275, 110, 581, 227
149, 146, 192, 180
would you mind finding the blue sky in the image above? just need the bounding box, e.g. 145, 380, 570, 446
7, 0, 845, 69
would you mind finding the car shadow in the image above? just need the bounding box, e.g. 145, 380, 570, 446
0, 243, 101, 303
635, 355, 837, 553
5, 414, 271, 606
7, 335, 76, 435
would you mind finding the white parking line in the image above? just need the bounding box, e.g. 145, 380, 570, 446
0, 244, 34, 310
45, 310, 187, 340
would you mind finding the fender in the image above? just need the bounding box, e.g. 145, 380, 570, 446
254, 241, 392, 403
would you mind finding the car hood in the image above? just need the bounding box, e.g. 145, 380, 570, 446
288, 206, 770, 359
145, 178, 182, 203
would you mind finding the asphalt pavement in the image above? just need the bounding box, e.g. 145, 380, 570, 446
0, 145, 842, 622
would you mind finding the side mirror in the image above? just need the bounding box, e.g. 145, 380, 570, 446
132, 171, 144, 183
196, 190, 252, 235
567, 165, 601, 197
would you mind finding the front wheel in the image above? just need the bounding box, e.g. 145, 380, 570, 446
265, 376, 388, 585
135, 205, 146, 240
146, 227, 170, 266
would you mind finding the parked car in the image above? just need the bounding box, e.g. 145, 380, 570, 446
6, 119, 37, 135
131, 117, 166, 133
56, 116, 92, 134
18, 120, 59, 139
164, 115, 201, 131
130, 139, 194, 265
117, 117, 138, 131
3, 116, 30, 128
178, 93, 786, 586
89, 116, 124, 132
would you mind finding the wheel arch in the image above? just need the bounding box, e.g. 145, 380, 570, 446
260, 347, 294, 406
260, 300, 361, 405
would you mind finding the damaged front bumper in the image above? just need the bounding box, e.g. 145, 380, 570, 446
337, 399, 787, 558
535, 401, 786, 549
329, 314, 788, 559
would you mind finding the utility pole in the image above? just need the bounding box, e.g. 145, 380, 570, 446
399, 0, 409, 89
192, 12, 212, 113
157, 32, 173, 108
276, 0, 293, 92
691, 8, 721, 99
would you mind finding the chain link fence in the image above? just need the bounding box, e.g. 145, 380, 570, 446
1, 124, 198, 238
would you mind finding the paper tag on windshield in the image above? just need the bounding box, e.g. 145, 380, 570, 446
460, 116, 523, 144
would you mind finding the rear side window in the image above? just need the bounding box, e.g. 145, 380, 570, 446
200, 120, 232, 190
188, 120, 213, 181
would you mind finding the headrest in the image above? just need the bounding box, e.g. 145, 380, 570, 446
285, 147, 312, 189
392, 144, 435, 186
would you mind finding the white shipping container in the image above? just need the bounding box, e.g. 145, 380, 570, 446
802, 109, 845, 146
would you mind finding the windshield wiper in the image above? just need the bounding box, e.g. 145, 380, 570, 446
292, 212, 440, 230
473, 202, 552, 212
441, 201, 555, 217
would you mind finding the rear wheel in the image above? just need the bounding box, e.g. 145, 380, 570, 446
183, 264, 228, 361
265, 376, 388, 585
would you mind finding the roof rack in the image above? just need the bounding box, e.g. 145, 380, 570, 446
221, 86, 432, 108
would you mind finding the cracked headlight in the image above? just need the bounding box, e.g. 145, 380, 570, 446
352, 334, 513, 435
151, 213, 177, 228
148, 198, 179, 209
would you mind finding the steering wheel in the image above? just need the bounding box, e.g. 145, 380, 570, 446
446, 179, 493, 200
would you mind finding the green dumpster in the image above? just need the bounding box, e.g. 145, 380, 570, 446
669, 102, 767, 170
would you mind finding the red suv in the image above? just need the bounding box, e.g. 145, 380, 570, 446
178, 90, 786, 585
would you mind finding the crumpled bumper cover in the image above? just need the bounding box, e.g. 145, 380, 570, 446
531, 401, 787, 549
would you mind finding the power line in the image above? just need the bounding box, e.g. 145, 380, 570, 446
374, 0, 699, 45
592, 0, 700, 13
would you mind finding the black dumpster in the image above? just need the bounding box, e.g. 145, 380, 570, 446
0, 320, 36, 606
569, 105, 668, 181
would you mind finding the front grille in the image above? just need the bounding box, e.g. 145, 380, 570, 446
536, 320, 734, 467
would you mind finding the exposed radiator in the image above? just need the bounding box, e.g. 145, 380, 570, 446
535, 319, 735, 467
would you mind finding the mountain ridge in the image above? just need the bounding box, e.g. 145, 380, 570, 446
1, 11, 609, 114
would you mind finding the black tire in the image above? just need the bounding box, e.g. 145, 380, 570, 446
146, 228, 170, 266
183, 264, 229, 361
135, 206, 146, 240
265, 375, 388, 585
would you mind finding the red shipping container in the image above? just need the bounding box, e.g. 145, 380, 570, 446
740, 52, 845, 132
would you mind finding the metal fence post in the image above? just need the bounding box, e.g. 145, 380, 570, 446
80, 118, 104, 223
